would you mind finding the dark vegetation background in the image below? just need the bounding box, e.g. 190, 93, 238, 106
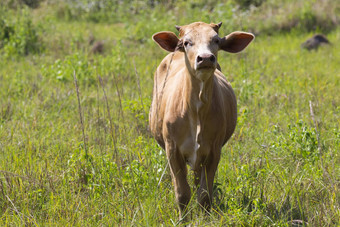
0, 0, 339, 225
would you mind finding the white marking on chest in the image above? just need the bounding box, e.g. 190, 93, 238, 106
187, 81, 205, 168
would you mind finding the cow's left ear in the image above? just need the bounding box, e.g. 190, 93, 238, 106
220, 32, 254, 53
152, 31, 180, 52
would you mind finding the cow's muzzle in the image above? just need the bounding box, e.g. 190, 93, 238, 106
196, 53, 216, 70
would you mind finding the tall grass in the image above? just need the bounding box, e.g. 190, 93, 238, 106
0, 1, 339, 226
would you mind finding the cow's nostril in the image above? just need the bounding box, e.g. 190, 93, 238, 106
209, 55, 216, 62
197, 56, 203, 63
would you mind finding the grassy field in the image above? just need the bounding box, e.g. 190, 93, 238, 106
0, 0, 339, 226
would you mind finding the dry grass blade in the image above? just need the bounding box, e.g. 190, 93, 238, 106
73, 70, 88, 156
309, 101, 321, 153
133, 60, 147, 124
98, 75, 118, 160
113, 73, 126, 134
6, 195, 26, 226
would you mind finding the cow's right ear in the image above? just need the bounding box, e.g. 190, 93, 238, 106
152, 32, 179, 52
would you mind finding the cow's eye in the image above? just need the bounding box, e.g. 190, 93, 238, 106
214, 39, 219, 44
184, 41, 191, 47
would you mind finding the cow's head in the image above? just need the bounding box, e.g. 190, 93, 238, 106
153, 22, 254, 81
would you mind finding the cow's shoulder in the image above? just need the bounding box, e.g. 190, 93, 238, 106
156, 52, 184, 76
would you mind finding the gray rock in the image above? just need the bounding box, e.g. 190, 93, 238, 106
301, 34, 330, 50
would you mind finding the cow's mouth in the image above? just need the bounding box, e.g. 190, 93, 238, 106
196, 65, 215, 70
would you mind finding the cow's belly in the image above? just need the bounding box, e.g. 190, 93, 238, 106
166, 116, 198, 169
179, 137, 213, 170
176, 124, 213, 170
178, 136, 197, 168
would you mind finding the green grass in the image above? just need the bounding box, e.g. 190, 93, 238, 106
0, 1, 340, 226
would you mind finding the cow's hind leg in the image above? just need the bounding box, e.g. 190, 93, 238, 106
166, 141, 191, 221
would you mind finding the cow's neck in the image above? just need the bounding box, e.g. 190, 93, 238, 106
184, 70, 214, 104
184, 68, 214, 150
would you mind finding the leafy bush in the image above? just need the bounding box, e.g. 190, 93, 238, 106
41, 53, 95, 84
0, 19, 14, 49
246, 0, 340, 34
0, 8, 42, 57
234, 0, 265, 9
0, 0, 42, 9
55, 0, 157, 23
21, 0, 41, 8
271, 120, 319, 162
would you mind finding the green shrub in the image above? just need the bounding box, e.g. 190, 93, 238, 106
55, 0, 156, 23
0, 8, 42, 57
0, 0, 42, 9
234, 0, 265, 9
271, 120, 319, 162
41, 53, 95, 84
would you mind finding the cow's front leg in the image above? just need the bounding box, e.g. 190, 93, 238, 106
165, 140, 191, 221
197, 148, 221, 212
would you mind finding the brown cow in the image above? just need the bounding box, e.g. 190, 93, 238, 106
149, 22, 254, 220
